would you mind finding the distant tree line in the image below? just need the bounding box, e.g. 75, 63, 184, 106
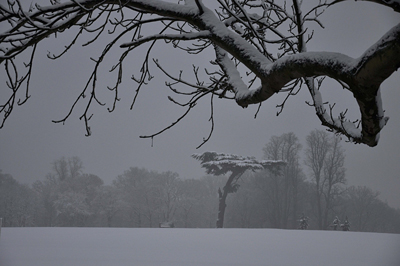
1, 130, 399, 233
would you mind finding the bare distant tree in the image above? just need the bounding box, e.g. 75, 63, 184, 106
261, 132, 304, 228
175, 179, 210, 228
113, 167, 160, 227
52, 156, 83, 181
113, 167, 180, 227
1, 1, 399, 146
192, 151, 284, 228
344, 186, 380, 231
321, 135, 346, 227
0, 171, 37, 227
154, 171, 180, 223
92, 185, 121, 227
305, 129, 346, 230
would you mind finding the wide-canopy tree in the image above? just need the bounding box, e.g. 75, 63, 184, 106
192, 151, 285, 228
1, 0, 399, 147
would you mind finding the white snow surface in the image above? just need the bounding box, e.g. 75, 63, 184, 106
0, 227, 399, 266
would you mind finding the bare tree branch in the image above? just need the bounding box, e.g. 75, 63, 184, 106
0, 0, 399, 147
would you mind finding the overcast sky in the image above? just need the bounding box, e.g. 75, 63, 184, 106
1, 1, 399, 208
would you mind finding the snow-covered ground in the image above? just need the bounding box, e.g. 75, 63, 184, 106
0, 227, 399, 266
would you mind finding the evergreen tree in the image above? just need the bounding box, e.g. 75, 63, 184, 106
192, 152, 284, 228
298, 213, 309, 230
330, 216, 340, 230
341, 217, 350, 231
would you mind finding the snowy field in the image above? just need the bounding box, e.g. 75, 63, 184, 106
0, 227, 399, 266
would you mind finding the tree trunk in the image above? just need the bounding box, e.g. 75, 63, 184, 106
216, 188, 228, 228
316, 190, 323, 230
216, 171, 241, 228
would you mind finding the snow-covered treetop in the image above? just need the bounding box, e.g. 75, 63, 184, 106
192, 151, 285, 176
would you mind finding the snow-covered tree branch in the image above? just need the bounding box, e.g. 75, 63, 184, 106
1, 0, 399, 146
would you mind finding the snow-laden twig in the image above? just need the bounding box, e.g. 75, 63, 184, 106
0, 0, 398, 147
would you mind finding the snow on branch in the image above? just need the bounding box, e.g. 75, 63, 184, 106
0, 0, 399, 147
214, 46, 258, 101
330, 0, 400, 13
305, 77, 364, 142
120, 31, 212, 48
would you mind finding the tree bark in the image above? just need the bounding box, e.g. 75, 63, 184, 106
216, 187, 228, 228
216, 171, 241, 228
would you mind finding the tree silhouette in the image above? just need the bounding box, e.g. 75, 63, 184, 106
1, 1, 399, 146
192, 151, 284, 228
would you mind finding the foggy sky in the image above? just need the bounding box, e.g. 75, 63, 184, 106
1, 1, 399, 208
